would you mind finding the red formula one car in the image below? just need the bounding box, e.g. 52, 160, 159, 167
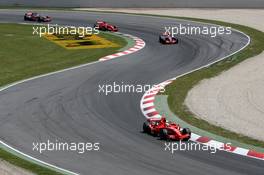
143, 117, 191, 141
94, 21, 118, 32
159, 32, 178, 44
24, 12, 52, 22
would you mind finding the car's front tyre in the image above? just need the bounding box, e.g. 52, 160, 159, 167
181, 128, 191, 141
143, 122, 150, 134
181, 128, 191, 135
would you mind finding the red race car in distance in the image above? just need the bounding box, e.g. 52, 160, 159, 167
24, 12, 52, 22
143, 117, 191, 141
159, 32, 178, 44
94, 21, 118, 32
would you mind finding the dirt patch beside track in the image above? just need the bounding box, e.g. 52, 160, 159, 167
0, 159, 34, 175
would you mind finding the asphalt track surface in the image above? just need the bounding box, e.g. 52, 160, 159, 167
1, 0, 264, 8
0, 10, 263, 175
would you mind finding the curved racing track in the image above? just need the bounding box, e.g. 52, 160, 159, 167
0, 10, 263, 175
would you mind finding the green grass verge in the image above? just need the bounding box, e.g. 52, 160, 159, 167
0, 23, 127, 174
0, 23, 126, 87
161, 17, 264, 148
0, 148, 63, 175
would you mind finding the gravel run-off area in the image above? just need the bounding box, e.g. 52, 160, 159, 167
0, 159, 34, 175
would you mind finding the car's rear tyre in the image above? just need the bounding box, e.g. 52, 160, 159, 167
143, 122, 150, 134
159, 37, 163, 43
159, 129, 168, 140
